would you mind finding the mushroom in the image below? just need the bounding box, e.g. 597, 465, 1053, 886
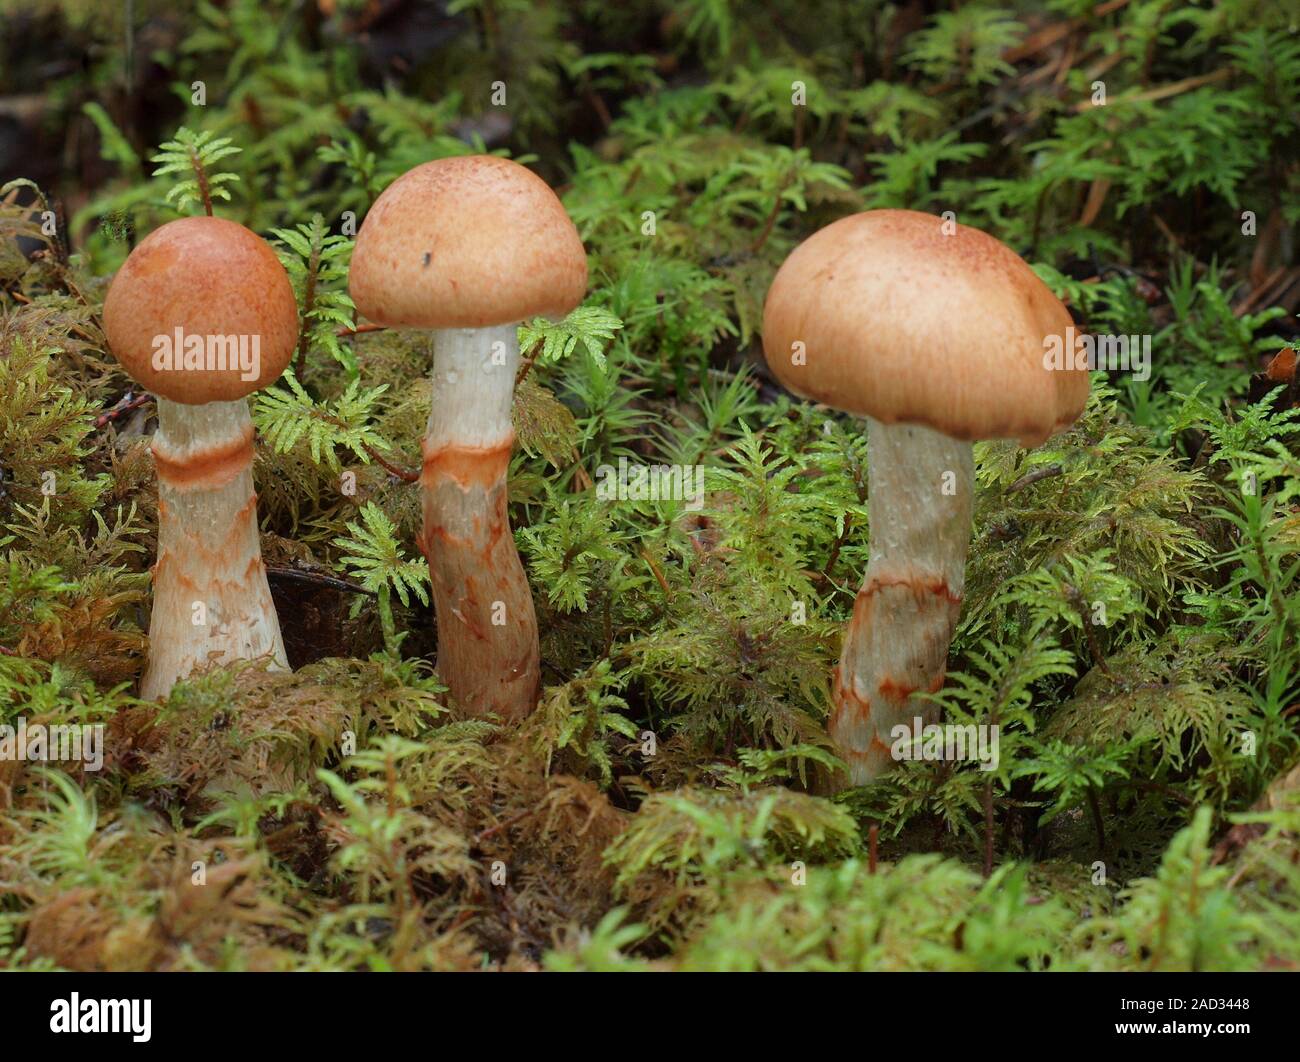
348, 156, 587, 721
103, 215, 299, 700
762, 209, 1089, 785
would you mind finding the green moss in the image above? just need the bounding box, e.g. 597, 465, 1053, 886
1, 0, 1298, 971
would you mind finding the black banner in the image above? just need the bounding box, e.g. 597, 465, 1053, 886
3, 972, 1289, 1049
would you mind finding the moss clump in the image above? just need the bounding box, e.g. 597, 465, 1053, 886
1, 0, 1299, 971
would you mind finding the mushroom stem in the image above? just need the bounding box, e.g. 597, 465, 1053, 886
420, 325, 540, 721
830, 417, 974, 785
143, 397, 287, 700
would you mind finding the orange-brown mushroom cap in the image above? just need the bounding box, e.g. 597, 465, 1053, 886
348, 155, 588, 329
103, 216, 298, 404
762, 210, 1090, 446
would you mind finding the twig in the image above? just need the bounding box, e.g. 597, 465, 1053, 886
1063, 582, 1119, 680
515, 341, 543, 387
820, 515, 853, 585
1151, 213, 1186, 252
474, 808, 534, 845
1071, 66, 1229, 113
640, 546, 672, 597
1117, 778, 1194, 807
95, 392, 153, 429
1086, 784, 1107, 858
584, 84, 612, 129
265, 566, 377, 597
868, 823, 878, 874
364, 442, 420, 483
1005, 464, 1063, 495
570, 448, 593, 491
983, 779, 995, 878
295, 244, 320, 377
750, 178, 790, 255
1083, 617, 1118, 680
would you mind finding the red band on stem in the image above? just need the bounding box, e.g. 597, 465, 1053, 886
421, 436, 512, 492
153, 424, 255, 491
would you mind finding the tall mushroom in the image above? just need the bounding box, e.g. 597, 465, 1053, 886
762, 209, 1089, 785
348, 156, 587, 721
103, 215, 298, 700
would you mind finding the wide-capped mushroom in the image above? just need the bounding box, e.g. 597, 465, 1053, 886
103, 215, 298, 700
762, 209, 1089, 785
348, 155, 587, 721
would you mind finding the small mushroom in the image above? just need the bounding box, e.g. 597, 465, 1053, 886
349, 156, 587, 721
762, 209, 1089, 785
103, 216, 299, 700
